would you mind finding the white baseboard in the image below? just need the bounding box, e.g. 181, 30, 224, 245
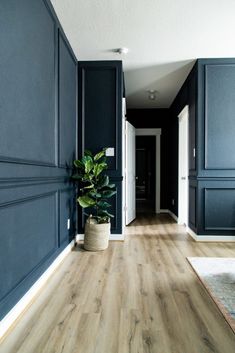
0, 239, 75, 340
186, 227, 235, 242
76, 233, 125, 242
160, 212, 235, 242
160, 209, 178, 222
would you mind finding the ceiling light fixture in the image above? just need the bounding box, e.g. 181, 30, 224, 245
146, 89, 158, 101
149, 94, 156, 100
116, 47, 129, 55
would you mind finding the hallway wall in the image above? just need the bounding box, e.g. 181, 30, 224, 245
169, 58, 235, 238
0, 0, 77, 319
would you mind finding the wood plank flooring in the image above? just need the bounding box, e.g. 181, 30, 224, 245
1, 214, 235, 353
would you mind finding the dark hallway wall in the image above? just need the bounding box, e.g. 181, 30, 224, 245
78, 61, 123, 234
127, 109, 169, 209
168, 58, 235, 237
0, 0, 77, 319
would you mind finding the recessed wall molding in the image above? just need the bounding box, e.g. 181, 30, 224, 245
204, 63, 235, 171
79, 63, 121, 175
204, 187, 235, 231
0, 176, 69, 185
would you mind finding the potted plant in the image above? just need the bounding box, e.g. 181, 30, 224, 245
72, 148, 116, 251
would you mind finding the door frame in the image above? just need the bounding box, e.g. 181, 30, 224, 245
178, 105, 189, 225
135, 129, 161, 214
125, 121, 136, 225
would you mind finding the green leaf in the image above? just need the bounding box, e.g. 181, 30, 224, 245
82, 156, 94, 173
97, 201, 111, 209
105, 183, 115, 189
74, 160, 84, 169
84, 149, 93, 157
89, 191, 102, 198
101, 190, 117, 198
97, 175, 109, 188
98, 209, 114, 218
93, 162, 107, 177
83, 183, 94, 189
94, 150, 105, 161
78, 195, 96, 208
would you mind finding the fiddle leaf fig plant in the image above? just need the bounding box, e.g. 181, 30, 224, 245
72, 148, 116, 224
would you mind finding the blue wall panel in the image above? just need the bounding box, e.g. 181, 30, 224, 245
0, 0, 57, 166
59, 188, 77, 245
204, 64, 235, 171
189, 183, 197, 231
78, 61, 123, 234
0, 191, 57, 301
205, 188, 235, 231
0, 0, 77, 319
59, 32, 77, 168
169, 58, 235, 237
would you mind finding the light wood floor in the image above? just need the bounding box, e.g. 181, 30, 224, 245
1, 214, 235, 353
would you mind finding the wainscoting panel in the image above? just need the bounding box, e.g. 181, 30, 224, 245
58, 31, 77, 168
204, 188, 235, 231
188, 68, 197, 175
0, 187, 58, 318
196, 179, 235, 236
78, 61, 123, 177
0, 0, 57, 166
0, 0, 77, 320
78, 61, 123, 234
204, 64, 235, 171
188, 182, 197, 231
59, 188, 76, 245
109, 180, 122, 233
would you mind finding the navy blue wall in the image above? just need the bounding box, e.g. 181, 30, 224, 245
0, 0, 77, 319
126, 109, 169, 210
169, 58, 235, 237
78, 61, 123, 234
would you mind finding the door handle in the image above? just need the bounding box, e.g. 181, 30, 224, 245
181, 177, 186, 180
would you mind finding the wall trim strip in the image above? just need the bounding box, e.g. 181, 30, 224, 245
161, 209, 235, 242
187, 227, 235, 242
0, 240, 75, 341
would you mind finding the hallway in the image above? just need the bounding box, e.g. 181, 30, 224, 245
1, 215, 235, 353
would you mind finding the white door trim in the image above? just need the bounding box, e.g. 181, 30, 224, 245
135, 128, 162, 214
178, 105, 189, 225
126, 122, 136, 224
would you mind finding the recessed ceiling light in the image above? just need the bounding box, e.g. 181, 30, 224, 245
146, 89, 158, 100
149, 94, 156, 100
146, 89, 157, 94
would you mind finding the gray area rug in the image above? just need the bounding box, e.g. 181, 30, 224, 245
187, 257, 235, 333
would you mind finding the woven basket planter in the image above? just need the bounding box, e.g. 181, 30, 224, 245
84, 220, 110, 251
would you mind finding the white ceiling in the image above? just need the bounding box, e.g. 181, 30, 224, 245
51, 0, 235, 108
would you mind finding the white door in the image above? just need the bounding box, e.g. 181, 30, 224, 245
125, 122, 136, 225
178, 106, 189, 226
